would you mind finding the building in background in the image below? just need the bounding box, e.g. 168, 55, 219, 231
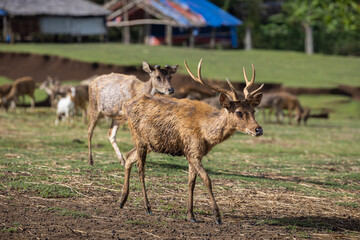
0, 0, 110, 43
105, 0, 242, 48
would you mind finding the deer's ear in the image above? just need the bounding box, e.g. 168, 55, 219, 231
142, 61, 153, 73
219, 92, 231, 109
167, 65, 178, 74
250, 93, 263, 107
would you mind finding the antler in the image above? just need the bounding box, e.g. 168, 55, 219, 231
243, 64, 264, 100
184, 59, 240, 101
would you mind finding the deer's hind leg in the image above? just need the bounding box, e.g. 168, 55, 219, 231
108, 118, 126, 166
87, 108, 102, 166
120, 148, 137, 208
190, 158, 221, 225
187, 163, 197, 223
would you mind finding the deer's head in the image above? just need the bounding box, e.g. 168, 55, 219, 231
142, 61, 178, 95
185, 59, 263, 137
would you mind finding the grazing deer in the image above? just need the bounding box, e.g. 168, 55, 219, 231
0, 76, 35, 111
257, 93, 285, 123
120, 59, 263, 224
0, 83, 12, 97
87, 61, 178, 166
55, 87, 76, 125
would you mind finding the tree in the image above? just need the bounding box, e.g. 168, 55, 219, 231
273, 0, 360, 55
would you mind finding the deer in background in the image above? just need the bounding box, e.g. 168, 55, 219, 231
0, 83, 13, 109
0, 76, 35, 111
120, 59, 263, 224
39, 76, 67, 108
257, 92, 285, 123
259, 92, 309, 125
40, 77, 89, 123
87, 61, 178, 166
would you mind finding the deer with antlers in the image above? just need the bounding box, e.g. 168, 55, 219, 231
120, 59, 263, 224
87, 62, 178, 166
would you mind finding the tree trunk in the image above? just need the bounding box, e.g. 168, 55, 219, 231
244, 26, 252, 51
304, 23, 313, 55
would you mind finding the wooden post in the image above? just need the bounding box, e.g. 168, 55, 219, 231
189, 28, 195, 48
144, 11, 150, 45
209, 27, 216, 49
2, 16, 7, 42
122, 0, 130, 45
165, 24, 172, 47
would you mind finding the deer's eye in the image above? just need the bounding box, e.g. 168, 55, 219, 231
156, 76, 161, 81
236, 111, 243, 118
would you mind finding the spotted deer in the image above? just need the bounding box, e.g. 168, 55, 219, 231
87, 61, 178, 166
120, 59, 263, 224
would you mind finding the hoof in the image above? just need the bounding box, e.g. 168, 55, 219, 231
120, 157, 125, 167
146, 208, 152, 215
189, 218, 197, 223
215, 219, 222, 225
119, 203, 124, 209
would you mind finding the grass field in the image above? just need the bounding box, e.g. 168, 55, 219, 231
1, 43, 360, 88
0, 44, 359, 238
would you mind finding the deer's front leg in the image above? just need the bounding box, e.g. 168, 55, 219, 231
190, 159, 222, 225
120, 148, 137, 208
187, 163, 197, 223
108, 119, 125, 166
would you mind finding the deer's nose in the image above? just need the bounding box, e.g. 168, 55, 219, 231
255, 127, 263, 136
167, 87, 174, 94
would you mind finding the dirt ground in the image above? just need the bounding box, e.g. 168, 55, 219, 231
1, 176, 359, 240
4, 51, 359, 100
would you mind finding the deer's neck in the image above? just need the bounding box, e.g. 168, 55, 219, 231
140, 79, 156, 95
5, 88, 17, 101
202, 109, 236, 147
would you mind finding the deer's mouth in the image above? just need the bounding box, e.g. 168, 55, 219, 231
246, 129, 256, 136
246, 128, 263, 137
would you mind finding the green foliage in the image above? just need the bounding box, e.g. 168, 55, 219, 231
263, 0, 360, 55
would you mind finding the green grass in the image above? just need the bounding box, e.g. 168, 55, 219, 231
0, 107, 359, 200
1, 43, 360, 88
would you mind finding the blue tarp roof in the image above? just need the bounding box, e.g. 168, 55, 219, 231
0, 8, 7, 16
155, 0, 241, 27
171, 0, 241, 27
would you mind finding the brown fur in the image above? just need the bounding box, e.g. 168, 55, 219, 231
119, 60, 263, 224
74, 85, 89, 123
174, 83, 216, 99
87, 62, 178, 166
0, 76, 35, 110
